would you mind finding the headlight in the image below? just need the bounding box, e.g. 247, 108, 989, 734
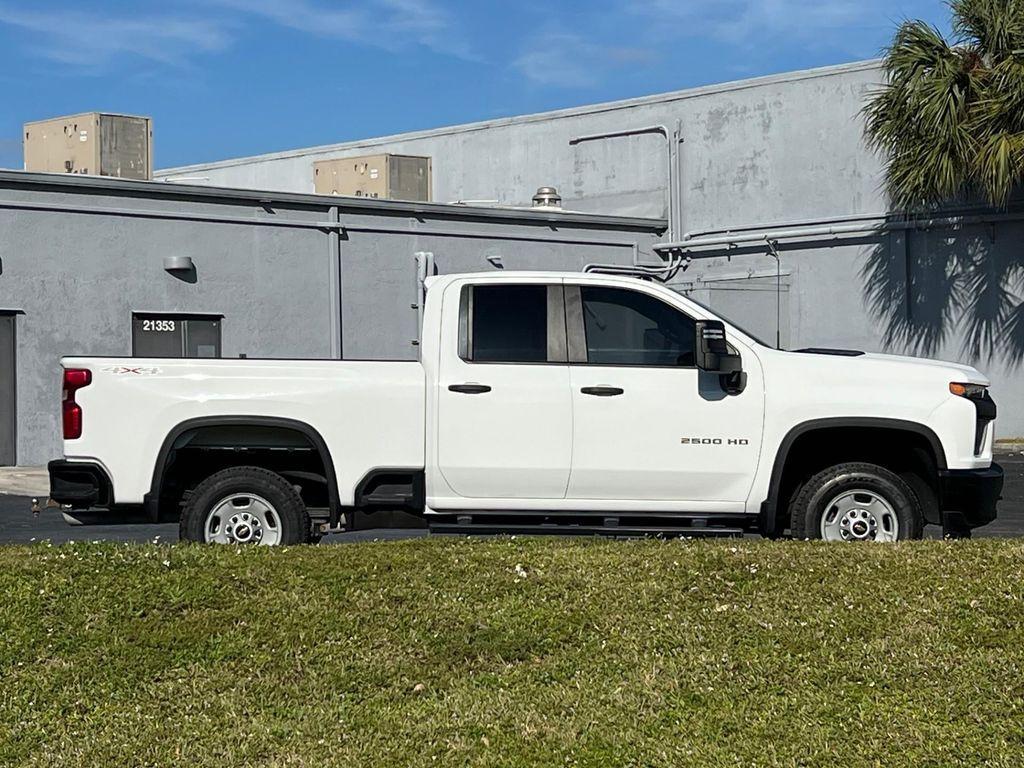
949, 382, 988, 398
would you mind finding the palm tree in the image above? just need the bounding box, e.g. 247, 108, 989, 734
864, 0, 1024, 210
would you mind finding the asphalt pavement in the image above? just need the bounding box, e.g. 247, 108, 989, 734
3, 451, 1023, 544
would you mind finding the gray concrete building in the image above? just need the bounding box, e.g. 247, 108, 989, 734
2, 59, 1023, 466
157, 60, 885, 226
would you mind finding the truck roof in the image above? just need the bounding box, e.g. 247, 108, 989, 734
424, 271, 650, 289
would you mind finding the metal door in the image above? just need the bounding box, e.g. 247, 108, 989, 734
0, 314, 16, 466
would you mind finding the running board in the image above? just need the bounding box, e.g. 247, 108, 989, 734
428, 518, 749, 540
423, 528, 745, 536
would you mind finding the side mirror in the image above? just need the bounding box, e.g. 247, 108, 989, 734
694, 320, 741, 374
694, 320, 745, 395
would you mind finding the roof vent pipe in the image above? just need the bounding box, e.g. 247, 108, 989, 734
532, 186, 562, 208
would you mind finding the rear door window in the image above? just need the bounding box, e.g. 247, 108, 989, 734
463, 285, 549, 363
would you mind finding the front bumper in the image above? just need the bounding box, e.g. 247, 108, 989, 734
939, 462, 1003, 529
48, 460, 113, 509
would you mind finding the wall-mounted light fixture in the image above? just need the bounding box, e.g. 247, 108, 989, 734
163, 255, 194, 273
163, 255, 197, 283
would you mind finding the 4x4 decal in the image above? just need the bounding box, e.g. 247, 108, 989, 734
101, 365, 162, 376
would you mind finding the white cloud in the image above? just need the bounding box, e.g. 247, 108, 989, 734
635, 0, 882, 48
514, 30, 654, 88
209, 0, 475, 60
0, 0, 906, 88
512, 0, 890, 88
0, 0, 473, 71
0, 4, 231, 68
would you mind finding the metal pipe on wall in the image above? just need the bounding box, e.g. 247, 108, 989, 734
328, 205, 342, 359
674, 120, 684, 239
654, 209, 1024, 254
413, 251, 434, 353
681, 211, 889, 242
673, 201, 1024, 247
569, 125, 676, 241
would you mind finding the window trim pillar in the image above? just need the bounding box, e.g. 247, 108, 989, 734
564, 285, 587, 363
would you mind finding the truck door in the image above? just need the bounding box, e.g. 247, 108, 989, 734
434, 280, 572, 501
564, 282, 763, 510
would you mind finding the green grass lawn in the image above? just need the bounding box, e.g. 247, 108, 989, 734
1, 538, 1023, 767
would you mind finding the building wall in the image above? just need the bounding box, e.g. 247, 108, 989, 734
157, 59, 1024, 440
156, 61, 885, 230
0, 173, 663, 464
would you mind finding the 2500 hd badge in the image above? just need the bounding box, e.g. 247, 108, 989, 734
680, 437, 750, 445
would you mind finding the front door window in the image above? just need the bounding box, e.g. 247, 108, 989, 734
579, 286, 695, 366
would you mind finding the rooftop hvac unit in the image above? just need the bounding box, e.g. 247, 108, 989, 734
23, 112, 153, 180
313, 154, 432, 201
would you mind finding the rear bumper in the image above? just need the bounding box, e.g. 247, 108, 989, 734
938, 463, 1003, 529
48, 460, 113, 509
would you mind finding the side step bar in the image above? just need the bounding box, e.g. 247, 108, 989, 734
423, 518, 753, 540
428, 519, 748, 538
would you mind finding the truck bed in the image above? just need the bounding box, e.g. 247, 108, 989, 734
61, 357, 426, 506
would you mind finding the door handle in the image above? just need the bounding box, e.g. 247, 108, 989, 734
580, 386, 624, 397
448, 383, 492, 394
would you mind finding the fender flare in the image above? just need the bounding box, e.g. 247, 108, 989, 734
760, 417, 946, 535
144, 415, 340, 523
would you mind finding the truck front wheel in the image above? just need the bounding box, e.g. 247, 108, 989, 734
179, 466, 312, 546
789, 462, 924, 541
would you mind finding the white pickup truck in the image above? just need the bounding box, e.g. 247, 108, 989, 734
49, 270, 1002, 544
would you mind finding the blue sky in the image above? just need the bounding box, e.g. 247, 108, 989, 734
0, 0, 952, 170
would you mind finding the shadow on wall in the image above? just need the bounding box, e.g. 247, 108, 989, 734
861, 216, 1024, 368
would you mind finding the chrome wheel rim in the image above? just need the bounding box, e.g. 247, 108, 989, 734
820, 489, 899, 542
204, 493, 281, 546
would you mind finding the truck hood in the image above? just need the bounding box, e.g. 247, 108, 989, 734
792, 348, 989, 385
860, 352, 988, 383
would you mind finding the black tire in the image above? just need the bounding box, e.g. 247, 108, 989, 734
789, 462, 924, 541
179, 465, 311, 545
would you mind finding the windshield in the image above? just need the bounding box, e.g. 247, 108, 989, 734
677, 291, 777, 349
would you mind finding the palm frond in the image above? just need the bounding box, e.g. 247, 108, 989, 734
974, 130, 1024, 205
951, 0, 1024, 57
865, 2, 1024, 209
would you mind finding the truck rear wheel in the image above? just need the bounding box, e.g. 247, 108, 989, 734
179, 466, 312, 546
789, 462, 924, 541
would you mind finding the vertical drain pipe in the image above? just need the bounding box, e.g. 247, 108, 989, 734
413, 251, 434, 356
569, 125, 676, 243
328, 204, 342, 359
673, 119, 684, 243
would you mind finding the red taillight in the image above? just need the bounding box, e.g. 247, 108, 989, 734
62, 368, 91, 439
